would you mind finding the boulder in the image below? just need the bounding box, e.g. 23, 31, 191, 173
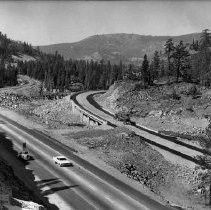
148, 110, 163, 117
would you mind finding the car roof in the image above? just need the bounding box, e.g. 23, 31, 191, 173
56, 156, 67, 159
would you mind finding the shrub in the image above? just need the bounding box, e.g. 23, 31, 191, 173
114, 111, 131, 122
134, 82, 146, 91
171, 89, 181, 100
187, 85, 201, 98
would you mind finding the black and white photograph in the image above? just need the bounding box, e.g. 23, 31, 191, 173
0, 1, 211, 209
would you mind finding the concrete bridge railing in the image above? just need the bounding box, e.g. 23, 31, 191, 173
71, 99, 108, 126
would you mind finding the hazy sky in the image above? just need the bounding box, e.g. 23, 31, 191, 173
0, 1, 211, 45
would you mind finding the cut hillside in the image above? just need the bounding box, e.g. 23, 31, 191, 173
0, 92, 82, 129
31, 96, 82, 128
0, 74, 83, 130
96, 81, 211, 146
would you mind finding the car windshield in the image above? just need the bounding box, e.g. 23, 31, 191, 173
58, 158, 67, 161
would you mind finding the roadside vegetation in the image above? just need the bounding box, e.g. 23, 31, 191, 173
0, 29, 210, 93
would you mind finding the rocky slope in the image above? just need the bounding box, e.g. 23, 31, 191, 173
96, 81, 211, 144
66, 126, 207, 209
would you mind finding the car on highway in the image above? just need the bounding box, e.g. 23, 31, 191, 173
18, 151, 31, 161
53, 156, 73, 167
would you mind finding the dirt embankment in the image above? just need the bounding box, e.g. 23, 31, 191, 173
0, 77, 210, 209
96, 81, 211, 143
64, 127, 208, 209
0, 92, 82, 129
93, 81, 211, 209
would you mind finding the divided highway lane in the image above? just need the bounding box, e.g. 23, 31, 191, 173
0, 138, 78, 210
0, 121, 103, 210
0, 115, 172, 210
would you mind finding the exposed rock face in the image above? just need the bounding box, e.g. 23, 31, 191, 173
96, 81, 210, 136
148, 110, 163, 117
32, 96, 82, 128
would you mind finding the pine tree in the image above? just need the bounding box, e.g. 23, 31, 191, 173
164, 38, 175, 82
0, 60, 5, 88
109, 65, 117, 86
153, 50, 160, 79
141, 54, 150, 85
200, 29, 211, 50
160, 60, 165, 78
124, 64, 133, 80
117, 61, 123, 81
191, 39, 199, 51
172, 40, 189, 82
196, 29, 211, 85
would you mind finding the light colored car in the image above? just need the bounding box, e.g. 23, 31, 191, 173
18, 151, 31, 161
53, 156, 73, 167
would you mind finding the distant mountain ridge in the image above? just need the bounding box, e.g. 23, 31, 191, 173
39, 33, 201, 64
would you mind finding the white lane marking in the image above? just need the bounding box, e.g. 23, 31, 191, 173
11, 142, 75, 210
1, 125, 99, 209
0, 123, 150, 210
0, 124, 113, 209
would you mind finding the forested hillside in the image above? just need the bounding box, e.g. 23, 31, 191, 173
0, 31, 124, 90
39, 33, 201, 64
0, 29, 211, 92
0, 32, 40, 88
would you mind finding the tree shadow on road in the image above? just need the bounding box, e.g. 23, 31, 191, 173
36, 178, 58, 184
37, 178, 61, 188
0, 131, 59, 209
42, 184, 79, 196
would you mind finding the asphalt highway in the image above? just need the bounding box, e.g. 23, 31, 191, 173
0, 114, 172, 210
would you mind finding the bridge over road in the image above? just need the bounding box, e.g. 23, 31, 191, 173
71, 92, 108, 126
